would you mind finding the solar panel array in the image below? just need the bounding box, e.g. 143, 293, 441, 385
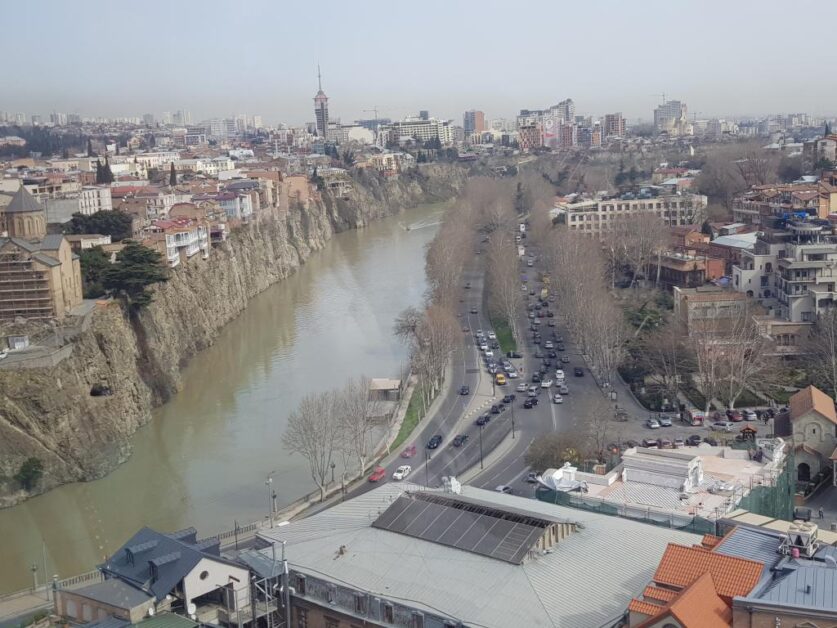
372, 492, 550, 564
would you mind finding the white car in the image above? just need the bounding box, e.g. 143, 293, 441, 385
392, 465, 412, 481
507, 370, 518, 379
555, 369, 565, 379
552, 393, 563, 404
521, 284, 528, 292
488, 332, 496, 340
544, 341, 554, 349
540, 379, 553, 388
484, 351, 494, 359
516, 383, 528, 392
479, 343, 488, 351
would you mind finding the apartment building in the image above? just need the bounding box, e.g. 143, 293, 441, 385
517, 124, 542, 151
732, 182, 821, 225
673, 286, 750, 336
143, 218, 210, 268
554, 192, 708, 235
379, 118, 454, 146
463, 110, 485, 135
78, 186, 113, 215
733, 217, 837, 323
173, 157, 235, 177
603, 113, 626, 138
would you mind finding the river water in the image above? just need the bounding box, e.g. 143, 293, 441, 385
0, 203, 444, 594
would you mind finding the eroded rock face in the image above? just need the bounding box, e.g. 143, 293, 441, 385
0, 165, 468, 507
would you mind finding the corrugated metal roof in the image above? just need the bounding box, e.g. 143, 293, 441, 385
259, 483, 701, 627
713, 525, 784, 577
758, 564, 837, 611
70, 578, 153, 609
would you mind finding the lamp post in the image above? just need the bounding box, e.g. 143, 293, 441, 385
425, 450, 431, 487
511, 404, 516, 440
479, 424, 485, 469
330, 462, 336, 485
265, 476, 274, 528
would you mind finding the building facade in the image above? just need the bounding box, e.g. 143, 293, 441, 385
463, 110, 485, 135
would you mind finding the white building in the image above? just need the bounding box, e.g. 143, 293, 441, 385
380, 118, 454, 146
132, 151, 180, 169
78, 186, 113, 215
554, 192, 708, 235
174, 157, 235, 177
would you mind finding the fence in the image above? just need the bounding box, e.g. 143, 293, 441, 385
536, 487, 720, 535
737, 449, 795, 521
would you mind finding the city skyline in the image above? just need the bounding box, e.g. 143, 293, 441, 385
3, 0, 837, 126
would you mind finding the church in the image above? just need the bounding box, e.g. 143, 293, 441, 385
0, 185, 83, 321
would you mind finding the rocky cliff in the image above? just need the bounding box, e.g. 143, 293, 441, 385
0, 163, 468, 507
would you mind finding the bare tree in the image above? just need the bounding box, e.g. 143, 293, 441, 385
617, 213, 668, 289
639, 321, 691, 408
716, 306, 775, 409
425, 205, 472, 307
807, 310, 837, 399
486, 232, 523, 344
735, 149, 779, 187
524, 432, 583, 471
338, 375, 382, 476
282, 390, 342, 501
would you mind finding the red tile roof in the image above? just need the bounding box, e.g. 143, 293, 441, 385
653, 543, 763, 601
638, 572, 732, 628
642, 586, 678, 604
701, 534, 723, 549
628, 599, 661, 617
789, 385, 837, 425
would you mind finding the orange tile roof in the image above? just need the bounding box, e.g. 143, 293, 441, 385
639, 572, 732, 628
789, 385, 837, 425
653, 543, 763, 600
628, 599, 661, 616
642, 585, 678, 604
702, 534, 723, 548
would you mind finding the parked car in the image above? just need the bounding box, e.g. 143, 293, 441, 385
573, 367, 584, 377
742, 409, 758, 421
659, 438, 673, 449
476, 414, 491, 426
496, 485, 514, 494
685, 435, 703, 446
641, 438, 659, 448
711, 421, 735, 432
459, 385, 470, 395
400, 444, 417, 458
427, 434, 444, 448
491, 404, 504, 414
726, 409, 744, 422
658, 415, 673, 427
507, 351, 522, 358
452, 434, 468, 447
368, 466, 386, 482
392, 465, 412, 481
553, 393, 563, 404
646, 417, 661, 429
704, 437, 719, 446
673, 438, 685, 448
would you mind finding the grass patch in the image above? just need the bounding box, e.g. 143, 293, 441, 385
390, 385, 427, 452
490, 315, 517, 353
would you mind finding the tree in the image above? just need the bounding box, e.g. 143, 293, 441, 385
102, 240, 169, 310
79, 246, 111, 298
806, 310, 837, 399
338, 376, 382, 475
66, 210, 134, 241
486, 232, 522, 346
639, 322, 691, 409
514, 182, 526, 214
169, 162, 177, 186
716, 306, 776, 409
87, 138, 94, 157
282, 390, 342, 501
696, 149, 748, 211
525, 433, 583, 471
15, 457, 44, 492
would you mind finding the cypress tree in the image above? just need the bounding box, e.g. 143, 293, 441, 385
95, 159, 103, 184
87, 138, 94, 157
169, 162, 177, 186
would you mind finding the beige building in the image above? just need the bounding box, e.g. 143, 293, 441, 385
1, 186, 47, 239
672, 286, 751, 336
774, 385, 837, 486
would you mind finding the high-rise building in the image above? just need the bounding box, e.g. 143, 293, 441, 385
463, 110, 486, 135
31, 115, 42, 125
654, 100, 688, 134
313, 65, 329, 137
419, 110, 429, 121
252, 115, 263, 129
14, 113, 26, 125
555, 98, 575, 122
603, 113, 626, 138
142, 113, 155, 126
162, 111, 172, 125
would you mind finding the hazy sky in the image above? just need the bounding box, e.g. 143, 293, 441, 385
3, 0, 836, 125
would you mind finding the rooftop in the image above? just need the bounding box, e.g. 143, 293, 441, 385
789, 385, 837, 425
258, 482, 700, 628
653, 542, 764, 600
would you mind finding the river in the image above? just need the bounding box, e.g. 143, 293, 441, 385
0, 202, 445, 594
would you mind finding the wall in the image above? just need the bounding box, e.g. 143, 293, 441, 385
0, 163, 469, 507
182, 558, 250, 609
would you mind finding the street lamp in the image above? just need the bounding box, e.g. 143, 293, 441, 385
330, 462, 336, 485
425, 450, 431, 487
479, 424, 485, 469
265, 476, 274, 528
511, 404, 516, 439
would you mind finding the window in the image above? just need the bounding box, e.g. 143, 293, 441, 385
383, 603, 394, 623
353, 594, 367, 615
325, 618, 339, 628
296, 608, 308, 628
296, 574, 307, 595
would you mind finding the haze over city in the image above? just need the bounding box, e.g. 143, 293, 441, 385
4, 0, 837, 123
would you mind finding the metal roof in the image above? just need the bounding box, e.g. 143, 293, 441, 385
758, 563, 837, 611
70, 578, 153, 609
4, 186, 43, 213
713, 525, 784, 578
259, 483, 701, 628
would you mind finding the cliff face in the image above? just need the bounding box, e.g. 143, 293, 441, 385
0, 164, 468, 507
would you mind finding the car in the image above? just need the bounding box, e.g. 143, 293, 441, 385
573, 367, 584, 377
503, 394, 517, 403
558, 384, 569, 394
547, 311, 554, 318
544, 341, 554, 349
704, 437, 719, 446
560, 355, 570, 364
673, 438, 685, 448
533, 337, 541, 345
641, 438, 659, 448
534, 350, 544, 359
541, 379, 553, 388
659, 438, 673, 449
711, 421, 735, 432
686, 435, 703, 446
507, 351, 522, 359
553, 393, 563, 404
528, 312, 536, 319
452, 434, 469, 447
459, 385, 470, 395
470, 307, 478, 314
400, 444, 417, 458
464, 282, 471, 289
625, 440, 639, 448
496, 485, 514, 494
491, 404, 503, 414
507, 370, 518, 379
646, 417, 661, 429
547, 351, 557, 359
742, 409, 758, 421
516, 382, 528, 392
368, 466, 386, 482
487, 365, 498, 375
521, 284, 528, 292
495, 373, 507, 385
554, 369, 565, 379
479, 343, 489, 351
525, 472, 539, 483
427, 434, 443, 448
725, 409, 742, 421
487, 331, 496, 340
658, 415, 673, 427
484, 350, 494, 359
523, 398, 539, 409
476, 414, 491, 426
527, 388, 538, 397
531, 372, 542, 383
548, 320, 556, 327
392, 465, 412, 481
501, 360, 512, 370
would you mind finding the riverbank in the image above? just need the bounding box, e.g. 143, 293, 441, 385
0, 164, 469, 509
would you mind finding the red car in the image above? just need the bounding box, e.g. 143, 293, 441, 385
368, 466, 386, 482
727, 410, 743, 422
401, 444, 417, 458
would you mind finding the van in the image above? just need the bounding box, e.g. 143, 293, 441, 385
495, 373, 506, 385
682, 409, 705, 426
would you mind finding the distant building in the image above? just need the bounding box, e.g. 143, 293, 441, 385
654, 100, 689, 135
673, 286, 750, 336
313, 66, 329, 137
603, 113, 626, 137
463, 109, 485, 135
517, 124, 542, 151
380, 118, 454, 146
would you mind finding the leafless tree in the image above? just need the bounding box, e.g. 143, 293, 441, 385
806, 310, 837, 399
425, 204, 473, 308
716, 306, 775, 409
584, 398, 615, 463
524, 432, 584, 471
282, 390, 342, 501
338, 375, 382, 476
616, 213, 669, 288
486, 232, 523, 344
735, 149, 779, 188
639, 321, 691, 408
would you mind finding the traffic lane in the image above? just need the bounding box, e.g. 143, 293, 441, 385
425, 413, 512, 486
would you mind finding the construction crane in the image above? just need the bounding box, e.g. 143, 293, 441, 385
652, 92, 667, 104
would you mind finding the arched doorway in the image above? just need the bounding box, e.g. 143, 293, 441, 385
797, 462, 811, 483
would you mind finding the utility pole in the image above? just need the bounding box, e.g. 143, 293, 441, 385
511, 405, 516, 440
479, 425, 484, 469
425, 450, 431, 487
265, 476, 274, 528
